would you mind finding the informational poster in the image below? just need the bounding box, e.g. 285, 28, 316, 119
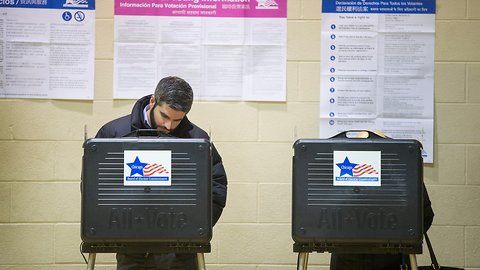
0, 0, 95, 100
320, 0, 435, 163
113, 0, 286, 101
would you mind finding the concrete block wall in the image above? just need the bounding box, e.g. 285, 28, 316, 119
0, 0, 479, 269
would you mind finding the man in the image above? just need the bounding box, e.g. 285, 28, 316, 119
96, 76, 228, 270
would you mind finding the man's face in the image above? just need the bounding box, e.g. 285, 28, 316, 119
148, 96, 186, 134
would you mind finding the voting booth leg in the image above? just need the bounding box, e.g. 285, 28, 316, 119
296, 252, 309, 270
409, 254, 418, 270
86, 253, 96, 270
197, 253, 206, 270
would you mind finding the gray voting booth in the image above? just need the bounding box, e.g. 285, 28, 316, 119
81, 135, 212, 270
292, 131, 424, 270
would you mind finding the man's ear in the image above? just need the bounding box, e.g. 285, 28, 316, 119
149, 95, 155, 106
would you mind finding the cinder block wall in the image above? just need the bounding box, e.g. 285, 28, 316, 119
0, 0, 479, 269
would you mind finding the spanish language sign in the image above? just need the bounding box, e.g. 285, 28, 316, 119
113, 0, 287, 101
320, 0, 435, 163
0, 0, 95, 99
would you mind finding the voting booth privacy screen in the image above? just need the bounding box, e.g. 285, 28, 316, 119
292, 131, 424, 254
81, 137, 212, 245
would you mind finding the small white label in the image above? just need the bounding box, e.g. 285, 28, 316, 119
124, 150, 172, 186
333, 151, 381, 186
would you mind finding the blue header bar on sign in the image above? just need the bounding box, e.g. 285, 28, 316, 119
322, 0, 435, 14
0, 0, 95, 10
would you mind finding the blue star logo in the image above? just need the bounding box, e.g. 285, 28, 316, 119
127, 156, 148, 176
336, 157, 358, 176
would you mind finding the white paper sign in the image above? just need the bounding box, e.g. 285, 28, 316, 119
0, 0, 95, 99
320, 1, 436, 163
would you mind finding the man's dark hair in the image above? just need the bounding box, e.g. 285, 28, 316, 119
154, 76, 194, 113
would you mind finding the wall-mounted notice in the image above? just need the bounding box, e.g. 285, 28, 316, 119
320, 0, 435, 163
0, 0, 95, 100
113, 0, 287, 101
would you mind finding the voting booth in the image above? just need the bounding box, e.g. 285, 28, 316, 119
292, 131, 424, 270
81, 134, 212, 270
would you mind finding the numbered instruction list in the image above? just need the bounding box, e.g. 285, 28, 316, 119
320, 0, 435, 162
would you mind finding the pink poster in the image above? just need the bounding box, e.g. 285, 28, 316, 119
113, 0, 287, 101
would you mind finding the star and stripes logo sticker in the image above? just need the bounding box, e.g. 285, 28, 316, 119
124, 151, 172, 186
333, 151, 381, 186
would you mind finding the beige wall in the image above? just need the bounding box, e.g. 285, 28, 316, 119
1, 0, 479, 269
